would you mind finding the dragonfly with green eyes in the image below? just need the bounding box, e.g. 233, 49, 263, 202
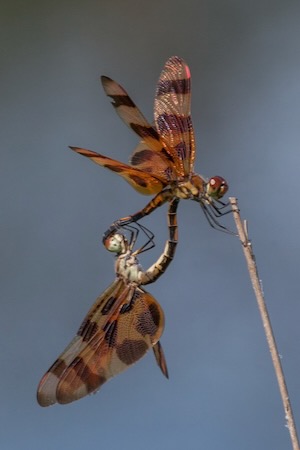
37, 199, 178, 406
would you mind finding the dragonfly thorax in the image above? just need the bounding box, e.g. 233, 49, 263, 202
173, 174, 208, 200
173, 179, 201, 199
116, 252, 143, 283
173, 174, 228, 203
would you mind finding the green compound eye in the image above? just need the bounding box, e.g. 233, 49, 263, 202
104, 233, 126, 254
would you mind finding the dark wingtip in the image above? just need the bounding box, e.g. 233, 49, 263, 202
69, 146, 84, 155
101, 75, 112, 86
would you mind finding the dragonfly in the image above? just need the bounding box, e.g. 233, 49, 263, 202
69, 56, 229, 240
37, 199, 178, 406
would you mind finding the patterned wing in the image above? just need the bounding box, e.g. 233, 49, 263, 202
37, 279, 124, 406
129, 139, 177, 183
69, 146, 166, 195
101, 76, 177, 182
37, 284, 165, 405
154, 56, 195, 178
101, 76, 162, 151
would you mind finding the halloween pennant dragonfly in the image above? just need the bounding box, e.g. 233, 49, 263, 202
37, 199, 178, 406
70, 56, 229, 239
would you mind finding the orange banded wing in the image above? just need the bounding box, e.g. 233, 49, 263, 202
154, 56, 195, 177
69, 146, 166, 195
37, 283, 165, 405
56, 287, 164, 404
37, 279, 124, 406
101, 75, 163, 152
129, 139, 177, 183
101, 76, 177, 182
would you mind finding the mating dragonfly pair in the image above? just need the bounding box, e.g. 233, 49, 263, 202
37, 56, 229, 406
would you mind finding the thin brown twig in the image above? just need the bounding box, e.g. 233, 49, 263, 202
229, 197, 299, 450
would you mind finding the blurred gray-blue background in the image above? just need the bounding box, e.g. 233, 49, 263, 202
2, 1, 300, 449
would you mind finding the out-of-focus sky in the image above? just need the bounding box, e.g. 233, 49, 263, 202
2, 0, 300, 449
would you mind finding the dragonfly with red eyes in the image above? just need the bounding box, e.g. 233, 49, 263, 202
37, 199, 178, 406
69, 56, 229, 240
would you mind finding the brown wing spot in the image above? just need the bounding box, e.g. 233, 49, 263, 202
130, 149, 154, 166
120, 290, 139, 314
156, 79, 190, 96
136, 303, 161, 337
175, 142, 187, 159
93, 153, 109, 160
50, 358, 68, 378
129, 174, 148, 188
103, 319, 118, 347
161, 148, 175, 163
71, 148, 109, 159
130, 124, 160, 141
120, 289, 140, 314
70, 356, 106, 393
101, 296, 117, 315
117, 339, 148, 365
104, 164, 124, 173
120, 302, 134, 314
164, 166, 173, 181
132, 290, 142, 301
109, 94, 135, 108
78, 319, 99, 342
149, 303, 161, 327
157, 114, 190, 132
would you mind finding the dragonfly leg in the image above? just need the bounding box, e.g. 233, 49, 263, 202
102, 188, 173, 243
121, 222, 156, 254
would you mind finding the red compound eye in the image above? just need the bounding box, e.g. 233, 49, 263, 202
207, 176, 228, 199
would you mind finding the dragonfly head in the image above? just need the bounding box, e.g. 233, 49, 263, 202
193, 175, 231, 232
206, 176, 228, 200
103, 233, 128, 255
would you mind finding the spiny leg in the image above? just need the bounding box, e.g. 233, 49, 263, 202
121, 222, 156, 254
123, 223, 139, 248
133, 222, 155, 254
209, 199, 232, 216
201, 203, 236, 235
102, 188, 173, 243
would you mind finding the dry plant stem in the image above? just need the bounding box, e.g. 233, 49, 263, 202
229, 197, 299, 450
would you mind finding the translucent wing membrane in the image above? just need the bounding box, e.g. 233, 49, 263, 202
37, 200, 179, 406
45, 56, 230, 406
129, 139, 177, 182
101, 76, 178, 183
37, 283, 165, 405
56, 287, 164, 404
37, 280, 123, 406
69, 146, 166, 195
154, 56, 195, 177
101, 76, 163, 152
70, 55, 229, 235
